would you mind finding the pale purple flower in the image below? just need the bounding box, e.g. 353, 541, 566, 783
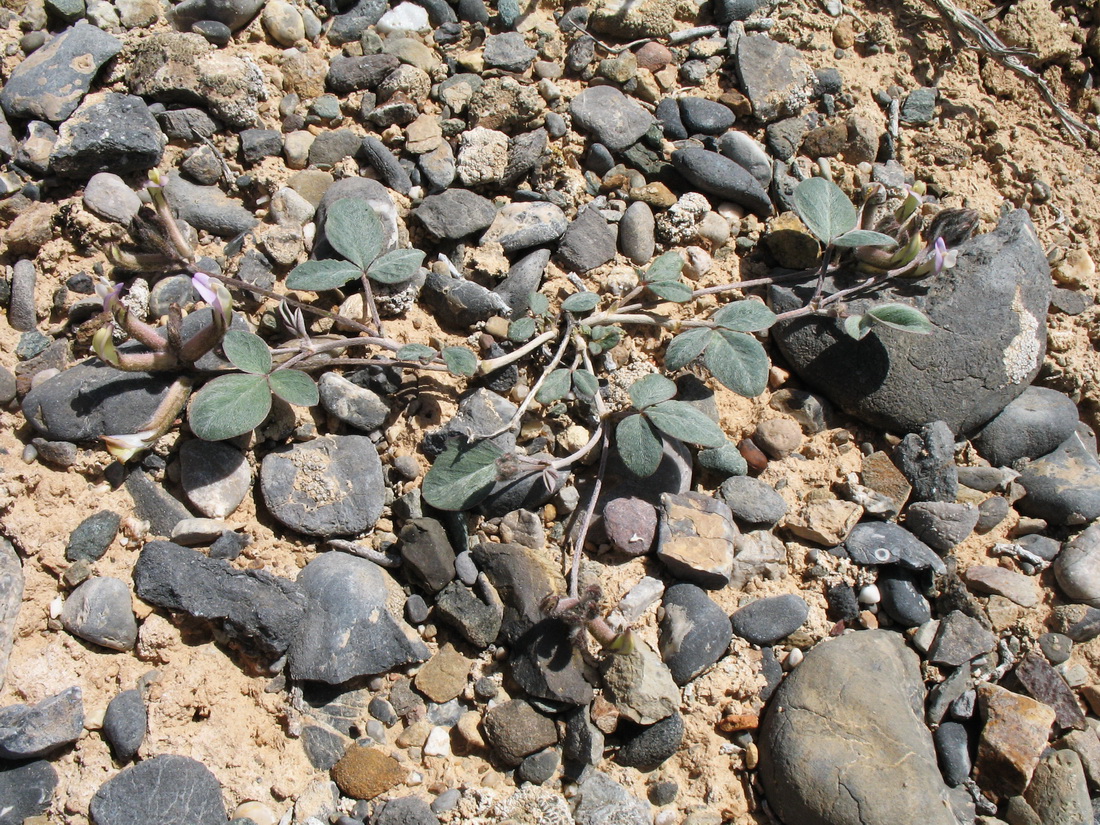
192, 272, 219, 306
930, 237, 958, 276
95, 280, 124, 313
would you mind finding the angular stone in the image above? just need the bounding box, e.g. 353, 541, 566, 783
894, 421, 959, 503
471, 542, 563, 644
860, 451, 913, 514
331, 746, 405, 800
600, 639, 679, 725
434, 581, 502, 648
1023, 749, 1091, 825
133, 540, 306, 661
655, 492, 738, 588
509, 620, 593, 706
1014, 651, 1086, 731
573, 771, 650, 825
414, 644, 469, 703
261, 435, 384, 538
288, 553, 429, 684
962, 565, 1040, 608
0, 687, 84, 760
735, 34, 816, 123
845, 521, 946, 573
413, 189, 496, 240
1017, 433, 1100, 527
480, 202, 567, 254
0, 538, 23, 691
60, 576, 138, 651
759, 631, 959, 825
482, 699, 558, 767
975, 683, 1056, 797
0, 760, 57, 824
569, 85, 654, 152
928, 610, 996, 667
784, 498, 863, 546
50, 92, 164, 179
124, 470, 193, 539
905, 501, 978, 552
771, 210, 1051, 436
0, 22, 121, 123
399, 517, 455, 593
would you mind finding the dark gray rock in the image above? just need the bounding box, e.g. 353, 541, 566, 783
413, 189, 496, 241
616, 713, 684, 769
470, 542, 561, 644
434, 580, 502, 647
1038, 632, 1072, 664
656, 97, 687, 140
66, 510, 120, 562
376, 796, 439, 825
569, 85, 655, 152
493, 248, 550, 317
404, 594, 430, 624
714, 0, 765, 23
327, 0, 388, 44
670, 146, 772, 217
717, 130, 772, 188
974, 495, 1010, 533
301, 725, 346, 770
770, 211, 1052, 436
308, 129, 360, 169
410, 0, 455, 25
0, 539, 21, 692
555, 207, 617, 273
503, 128, 547, 187
418, 141, 456, 193
483, 32, 536, 72
718, 476, 787, 526
900, 88, 938, 125
163, 174, 256, 238
148, 275, 196, 318
179, 439, 250, 520
22, 361, 182, 443
239, 128, 282, 164
1054, 522, 1100, 606
360, 135, 412, 194
973, 387, 1079, 468
562, 704, 604, 771
125, 470, 193, 538
61, 576, 138, 651
480, 202, 568, 253
318, 373, 389, 433
678, 97, 736, 135
0, 686, 84, 759
399, 517, 455, 593
102, 689, 146, 763
421, 267, 509, 329
260, 435, 384, 538
730, 594, 808, 645
905, 501, 978, 552
876, 568, 932, 627
8, 260, 36, 333
172, 0, 264, 31
894, 422, 959, 503
658, 583, 731, 685
89, 754, 227, 825
934, 721, 971, 787
482, 699, 558, 767
509, 620, 593, 705
845, 521, 946, 574
180, 145, 223, 185
476, 451, 563, 518
422, 388, 518, 456
0, 759, 56, 825
573, 772, 650, 825
327, 53, 400, 92
759, 631, 959, 825
735, 34, 816, 123
0, 22, 122, 123
155, 107, 219, 140
288, 552, 429, 684
133, 540, 306, 661
517, 748, 560, 785
456, 0, 488, 23
928, 610, 996, 667
1017, 432, 1100, 527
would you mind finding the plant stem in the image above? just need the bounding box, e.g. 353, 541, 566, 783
477, 329, 557, 376
485, 319, 573, 440
568, 423, 609, 598
359, 274, 384, 337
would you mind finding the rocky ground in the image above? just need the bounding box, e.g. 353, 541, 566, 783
3, 0, 1100, 824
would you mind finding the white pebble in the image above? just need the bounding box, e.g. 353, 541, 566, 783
784, 647, 804, 669
858, 584, 881, 605
423, 726, 452, 757
233, 802, 278, 825
407, 771, 424, 786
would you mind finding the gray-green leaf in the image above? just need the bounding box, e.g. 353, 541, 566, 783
572, 369, 598, 401
865, 303, 934, 334
647, 280, 693, 303
793, 177, 857, 244
396, 343, 437, 363
616, 413, 663, 478
509, 317, 536, 342
422, 439, 505, 511
286, 259, 363, 292
222, 329, 272, 375
832, 229, 899, 249
367, 248, 425, 285
561, 292, 599, 313
528, 292, 549, 316
712, 300, 776, 333
843, 314, 871, 340
664, 327, 712, 370
628, 373, 677, 410
703, 330, 769, 398
189, 373, 272, 441
269, 369, 319, 406
325, 198, 384, 270
442, 346, 477, 377
536, 369, 572, 403
645, 251, 684, 282
644, 401, 727, 448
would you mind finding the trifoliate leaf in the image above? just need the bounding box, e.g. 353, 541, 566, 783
703, 329, 769, 398
535, 369, 572, 404
615, 413, 663, 478
644, 400, 727, 448
189, 373, 272, 441
268, 369, 319, 406
285, 260, 363, 292
664, 327, 712, 370
422, 439, 504, 511
324, 198, 384, 270
628, 373, 677, 410
366, 248, 425, 285
561, 292, 600, 313
792, 177, 857, 244
222, 329, 272, 375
